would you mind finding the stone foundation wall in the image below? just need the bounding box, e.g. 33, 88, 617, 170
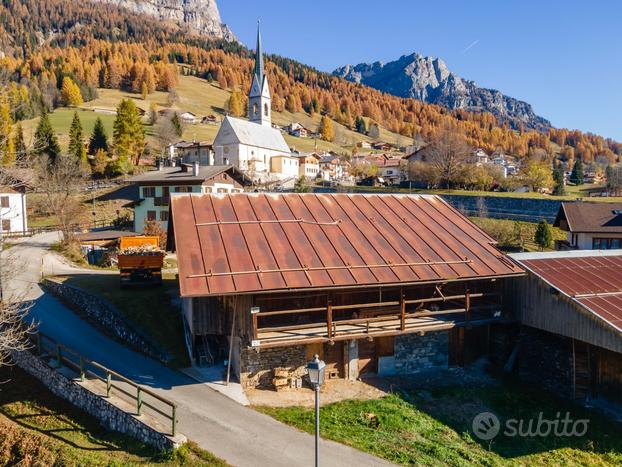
42, 278, 171, 364
12, 349, 183, 451
240, 345, 307, 389
395, 332, 449, 374
518, 328, 573, 399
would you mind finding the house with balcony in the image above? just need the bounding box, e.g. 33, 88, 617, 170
168, 192, 524, 389
554, 201, 622, 250
0, 186, 27, 235
296, 152, 321, 180
129, 164, 249, 233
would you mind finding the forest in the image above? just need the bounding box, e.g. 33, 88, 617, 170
1, 0, 621, 167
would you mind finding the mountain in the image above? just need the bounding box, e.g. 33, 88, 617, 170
334, 53, 550, 132
92, 0, 235, 41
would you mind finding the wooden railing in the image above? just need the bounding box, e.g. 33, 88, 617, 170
252, 291, 499, 346
31, 331, 178, 436
3, 219, 126, 238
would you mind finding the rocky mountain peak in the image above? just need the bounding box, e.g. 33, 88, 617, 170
92, 0, 235, 41
334, 52, 550, 131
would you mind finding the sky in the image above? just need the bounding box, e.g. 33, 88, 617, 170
219, 1, 622, 141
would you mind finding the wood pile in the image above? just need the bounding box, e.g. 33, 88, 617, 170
272, 368, 303, 391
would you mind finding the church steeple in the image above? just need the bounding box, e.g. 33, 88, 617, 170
248, 21, 271, 127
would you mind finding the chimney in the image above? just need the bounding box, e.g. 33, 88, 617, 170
192, 161, 200, 177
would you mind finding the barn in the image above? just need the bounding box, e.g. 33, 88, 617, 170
508, 250, 622, 406
168, 192, 525, 389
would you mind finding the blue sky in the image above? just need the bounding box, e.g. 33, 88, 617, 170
219, 1, 622, 141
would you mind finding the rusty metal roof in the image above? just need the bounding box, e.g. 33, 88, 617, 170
518, 254, 622, 332
170, 193, 524, 297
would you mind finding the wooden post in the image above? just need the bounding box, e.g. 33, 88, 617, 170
79, 356, 85, 382
327, 300, 333, 338
252, 312, 258, 341
172, 405, 177, 437
106, 373, 112, 398
465, 289, 471, 327
137, 387, 143, 416
400, 290, 406, 331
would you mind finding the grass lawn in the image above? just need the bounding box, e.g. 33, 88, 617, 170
257, 379, 622, 466
469, 217, 566, 252
0, 365, 227, 466
56, 273, 190, 368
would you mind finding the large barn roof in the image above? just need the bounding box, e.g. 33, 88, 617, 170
512, 250, 622, 333
170, 193, 523, 297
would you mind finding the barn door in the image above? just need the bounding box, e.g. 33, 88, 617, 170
358, 339, 377, 375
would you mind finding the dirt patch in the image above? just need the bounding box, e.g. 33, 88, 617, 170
247, 379, 387, 408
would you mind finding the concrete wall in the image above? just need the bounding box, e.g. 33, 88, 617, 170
394, 332, 449, 374
12, 349, 184, 451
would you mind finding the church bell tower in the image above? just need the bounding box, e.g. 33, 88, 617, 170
248, 23, 271, 127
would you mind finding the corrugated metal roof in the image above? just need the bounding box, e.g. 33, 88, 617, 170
170, 193, 524, 297
518, 255, 622, 332
213, 116, 290, 153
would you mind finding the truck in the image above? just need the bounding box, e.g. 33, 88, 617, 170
117, 236, 164, 287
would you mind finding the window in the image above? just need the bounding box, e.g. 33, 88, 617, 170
253, 103, 258, 116
160, 211, 169, 222
1, 219, 10, 231
146, 211, 156, 221
174, 186, 193, 193
0, 196, 9, 208
142, 187, 156, 198
593, 238, 622, 249
264, 103, 269, 117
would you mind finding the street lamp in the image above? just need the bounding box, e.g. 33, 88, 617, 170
306, 354, 325, 467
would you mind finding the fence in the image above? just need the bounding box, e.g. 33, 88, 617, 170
32, 331, 178, 436
3, 219, 123, 238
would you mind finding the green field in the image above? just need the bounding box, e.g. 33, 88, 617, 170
0, 365, 226, 466
54, 274, 190, 368
258, 380, 622, 466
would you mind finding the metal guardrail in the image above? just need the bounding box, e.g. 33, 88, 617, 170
31, 331, 178, 436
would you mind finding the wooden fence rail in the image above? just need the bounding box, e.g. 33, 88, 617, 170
32, 331, 178, 436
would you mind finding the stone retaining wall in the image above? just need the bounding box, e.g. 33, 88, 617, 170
42, 278, 171, 364
12, 349, 184, 451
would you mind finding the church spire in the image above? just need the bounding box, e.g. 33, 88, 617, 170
254, 21, 265, 86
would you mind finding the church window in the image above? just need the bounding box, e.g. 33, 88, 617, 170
253, 103, 258, 116
264, 103, 269, 117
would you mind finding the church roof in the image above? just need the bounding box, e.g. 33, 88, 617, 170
214, 116, 290, 154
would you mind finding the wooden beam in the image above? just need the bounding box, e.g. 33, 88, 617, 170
400, 290, 406, 331
327, 300, 333, 339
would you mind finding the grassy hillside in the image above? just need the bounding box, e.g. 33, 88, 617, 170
0, 365, 226, 466
20, 74, 407, 155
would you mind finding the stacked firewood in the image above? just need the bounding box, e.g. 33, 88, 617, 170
118, 244, 164, 256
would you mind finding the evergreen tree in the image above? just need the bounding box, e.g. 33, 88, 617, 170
569, 158, 584, 185
294, 176, 309, 193
113, 99, 145, 168
13, 123, 27, 161
355, 116, 367, 134
552, 164, 566, 196
60, 76, 83, 106
171, 112, 183, 138
33, 111, 61, 163
89, 117, 109, 155
319, 115, 335, 142
534, 220, 553, 251
68, 112, 87, 164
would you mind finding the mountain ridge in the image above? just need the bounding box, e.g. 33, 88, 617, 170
334, 52, 551, 132
91, 0, 235, 41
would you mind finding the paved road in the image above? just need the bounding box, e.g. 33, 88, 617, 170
3, 233, 391, 467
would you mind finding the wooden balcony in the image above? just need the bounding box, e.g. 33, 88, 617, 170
251, 291, 504, 349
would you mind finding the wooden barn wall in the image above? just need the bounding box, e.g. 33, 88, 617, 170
505, 275, 622, 354
598, 347, 622, 402
191, 295, 253, 337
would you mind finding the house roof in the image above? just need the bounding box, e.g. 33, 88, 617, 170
170, 193, 524, 297
554, 202, 622, 233
128, 165, 248, 185
511, 250, 622, 333
175, 140, 212, 149
213, 116, 290, 153
75, 230, 140, 242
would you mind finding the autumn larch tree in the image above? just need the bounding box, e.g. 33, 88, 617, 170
112, 98, 145, 170
60, 76, 83, 107
319, 115, 335, 142
227, 89, 245, 117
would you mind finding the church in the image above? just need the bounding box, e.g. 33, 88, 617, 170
213, 25, 294, 183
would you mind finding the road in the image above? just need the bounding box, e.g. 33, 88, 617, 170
3, 232, 391, 467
